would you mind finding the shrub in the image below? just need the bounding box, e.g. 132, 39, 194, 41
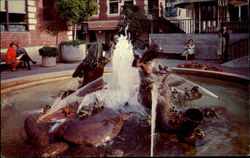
39, 46, 59, 57
60, 40, 86, 47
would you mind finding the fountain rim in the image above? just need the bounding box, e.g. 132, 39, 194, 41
171, 68, 249, 85
1, 67, 248, 94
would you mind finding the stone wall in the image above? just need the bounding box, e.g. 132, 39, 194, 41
150, 33, 249, 60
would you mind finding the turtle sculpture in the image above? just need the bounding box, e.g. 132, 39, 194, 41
25, 94, 131, 157
53, 108, 128, 145
24, 46, 129, 156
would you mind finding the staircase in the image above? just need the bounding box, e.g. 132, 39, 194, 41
164, 17, 196, 34
154, 16, 185, 34
164, 16, 184, 31
228, 38, 249, 61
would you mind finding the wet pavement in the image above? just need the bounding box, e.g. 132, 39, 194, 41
1, 58, 249, 81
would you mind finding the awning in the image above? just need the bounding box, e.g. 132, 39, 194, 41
173, 0, 217, 8
229, 0, 248, 6
88, 22, 119, 30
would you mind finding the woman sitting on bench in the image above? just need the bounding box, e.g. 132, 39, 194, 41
181, 39, 195, 60
5, 42, 21, 71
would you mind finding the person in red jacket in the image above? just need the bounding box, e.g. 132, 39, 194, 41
5, 42, 21, 71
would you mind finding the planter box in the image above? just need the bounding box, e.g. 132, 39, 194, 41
61, 44, 86, 63
42, 56, 56, 67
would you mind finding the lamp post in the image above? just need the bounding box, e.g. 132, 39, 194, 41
147, 14, 153, 34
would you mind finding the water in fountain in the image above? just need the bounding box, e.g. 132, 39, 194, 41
110, 25, 139, 105
40, 25, 144, 121
150, 83, 158, 157
76, 26, 142, 113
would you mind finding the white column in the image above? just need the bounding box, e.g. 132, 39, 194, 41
238, 5, 241, 21
66, 21, 73, 40
27, 0, 36, 31
144, 0, 148, 15
198, 3, 201, 33
217, 6, 220, 31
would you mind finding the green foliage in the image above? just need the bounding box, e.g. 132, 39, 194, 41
55, 0, 98, 23
60, 40, 86, 47
39, 46, 59, 57
120, 5, 150, 46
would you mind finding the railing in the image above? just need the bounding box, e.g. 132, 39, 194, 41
228, 38, 248, 61
167, 17, 248, 34
221, 21, 248, 33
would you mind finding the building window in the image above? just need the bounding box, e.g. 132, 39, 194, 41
186, 9, 192, 18
109, 0, 119, 14
201, 5, 217, 20
43, 0, 55, 21
121, 0, 133, 13
124, 0, 133, 7
0, 0, 28, 32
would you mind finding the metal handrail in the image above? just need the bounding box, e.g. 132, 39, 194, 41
166, 17, 248, 34
228, 38, 248, 61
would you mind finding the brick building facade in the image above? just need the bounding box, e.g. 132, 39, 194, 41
82, 0, 148, 46
1, 0, 169, 49
0, 0, 70, 49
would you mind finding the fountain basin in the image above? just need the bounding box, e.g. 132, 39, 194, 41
1, 68, 249, 156
171, 68, 249, 85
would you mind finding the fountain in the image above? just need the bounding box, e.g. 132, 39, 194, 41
1, 27, 249, 157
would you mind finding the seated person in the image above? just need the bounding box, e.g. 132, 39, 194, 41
5, 42, 21, 71
16, 42, 37, 70
181, 39, 195, 60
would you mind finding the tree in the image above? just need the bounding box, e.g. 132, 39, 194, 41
120, 5, 150, 49
56, 0, 98, 40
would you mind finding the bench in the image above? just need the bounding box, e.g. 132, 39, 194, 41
0, 52, 6, 64
0, 52, 25, 70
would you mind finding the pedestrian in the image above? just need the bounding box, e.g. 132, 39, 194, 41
5, 42, 21, 71
181, 39, 195, 60
221, 26, 229, 62
160, 2, 164, 17
16, 42, 37, 70
217, 32, 224, 63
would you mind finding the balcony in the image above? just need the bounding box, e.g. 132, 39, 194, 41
167, 17, 248, 34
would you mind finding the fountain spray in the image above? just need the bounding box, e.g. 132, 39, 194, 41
40, 25, 144, 121
150, 83, 158, 157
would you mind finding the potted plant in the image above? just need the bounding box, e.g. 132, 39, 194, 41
60, 40, 87, 62
39, 46, 59, 67
55, 0, 98, 62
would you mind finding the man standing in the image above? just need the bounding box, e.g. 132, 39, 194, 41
222, 26, 230, 62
